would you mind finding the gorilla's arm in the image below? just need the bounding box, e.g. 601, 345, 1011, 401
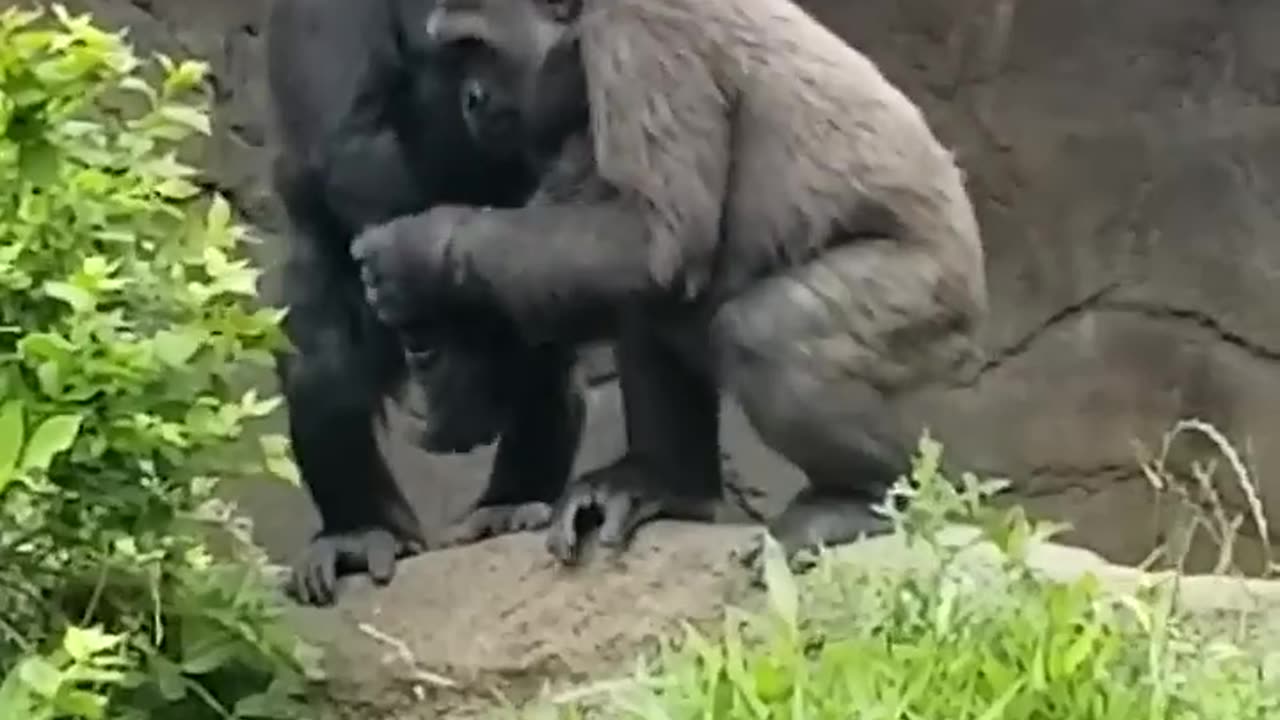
355, 0, 734, 339
273, 208, 426, 606
457, 3, 735, 331
267, 0, 432, 606
452, 200, 650, 336
267, 0, 425, 232
355, 196, 649, 346
577, 6, 733, 299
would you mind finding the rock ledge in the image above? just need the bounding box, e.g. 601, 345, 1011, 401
293, 521, 1280, 718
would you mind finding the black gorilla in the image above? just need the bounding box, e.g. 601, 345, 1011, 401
264, 0, 585, 606
351, 0, 988, 569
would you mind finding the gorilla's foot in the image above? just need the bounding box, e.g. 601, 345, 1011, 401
736, 494, 892, 583
440, 502, 554, 547
287, 527, 426, 607
546, 457, 719, 565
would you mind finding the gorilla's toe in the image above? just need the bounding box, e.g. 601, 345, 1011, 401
737, 495, 893, 586
442, 502, 554, 547
545, 457, 718, 565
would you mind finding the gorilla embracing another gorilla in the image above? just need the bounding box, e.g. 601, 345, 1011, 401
350, 0, 988, 570
265, 0, 589, 606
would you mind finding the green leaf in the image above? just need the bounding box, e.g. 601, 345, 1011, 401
20, 413, 83, 472
36, 361, 61, 398
205, 193, 232, 241
118, 75, 157, 104
156, 103, 210, 135
260, 434, 300, 486
0, 400, 24, 487
17, 332, 76, 360
18, 139, 60, 185
152, 328, 202, 367
149, 655, 187, 702
180, 637, 239, 675
759, 534, 798, 631
234, 685, 308, 720
154, 176, 200, 199
163, 59, 208, 96
976, 678, 1026, 720
62, 626, 122, 662
0, 670, 36, 718
52, 689, 108, 719
42, 280, 96, 312
17, 656, 63, 698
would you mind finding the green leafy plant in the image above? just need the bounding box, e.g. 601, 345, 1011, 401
0, 625, 128, 719
518, 434, 1280, 719
0, 5, 318, 718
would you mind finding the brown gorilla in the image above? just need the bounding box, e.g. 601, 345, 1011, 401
351, 0, 988, 567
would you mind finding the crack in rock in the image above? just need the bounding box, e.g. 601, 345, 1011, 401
965, 282, 1120, 385
1100, 298, 1280, 364
967, 285, 1280, 386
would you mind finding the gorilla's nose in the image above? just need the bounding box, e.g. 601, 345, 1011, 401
462, 81, 490, 114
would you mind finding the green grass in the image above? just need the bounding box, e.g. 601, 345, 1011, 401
513, 434, 1280, 719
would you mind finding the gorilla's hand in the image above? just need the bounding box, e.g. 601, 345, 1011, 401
351, 205, 479, 329
286, 527, 426, 607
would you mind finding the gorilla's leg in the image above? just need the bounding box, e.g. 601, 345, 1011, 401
546, 318, 722, 565
712, 244, 963, 572
277, 248, 426, 607
730, 369, 904, 572
441, 344, 586, 546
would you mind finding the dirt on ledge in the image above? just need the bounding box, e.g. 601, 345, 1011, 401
294, 522, 762, 718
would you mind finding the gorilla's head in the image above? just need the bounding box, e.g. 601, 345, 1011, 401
426, 0, 587, 156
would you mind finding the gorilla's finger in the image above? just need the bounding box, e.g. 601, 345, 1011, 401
545, 519, 578, 564
292, 542, 327, 606
734, 536, 764, 570
595, 492, 634, 548
440, 520, 476, 547
511, 502, 553, 531
305, 550, 336, 607
351, 233, 378, 261
546, 492, 587, 564
366, 532, 397, 586
600, 496, 665, 550
284, 567, 306, 604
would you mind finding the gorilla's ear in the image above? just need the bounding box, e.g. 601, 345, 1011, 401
541, 0, 583, 23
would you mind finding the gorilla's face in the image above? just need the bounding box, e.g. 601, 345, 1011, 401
425, 0, 586, 155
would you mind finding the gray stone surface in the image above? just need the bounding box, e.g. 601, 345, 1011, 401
14, 0, 1280, 572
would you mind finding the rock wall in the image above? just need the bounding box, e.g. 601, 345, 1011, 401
20, 0, 1280, 571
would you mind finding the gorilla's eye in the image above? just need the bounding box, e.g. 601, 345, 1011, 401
541, 0, 582, 22
439, 36, 495, 67
449, 37, 486, 54
445, 36, 488, 58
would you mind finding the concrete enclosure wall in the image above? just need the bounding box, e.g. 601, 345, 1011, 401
16, 0, 1280, 571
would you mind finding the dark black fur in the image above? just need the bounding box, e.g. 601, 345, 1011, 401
348, 3, 728, 566
265, 0, 585, 606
